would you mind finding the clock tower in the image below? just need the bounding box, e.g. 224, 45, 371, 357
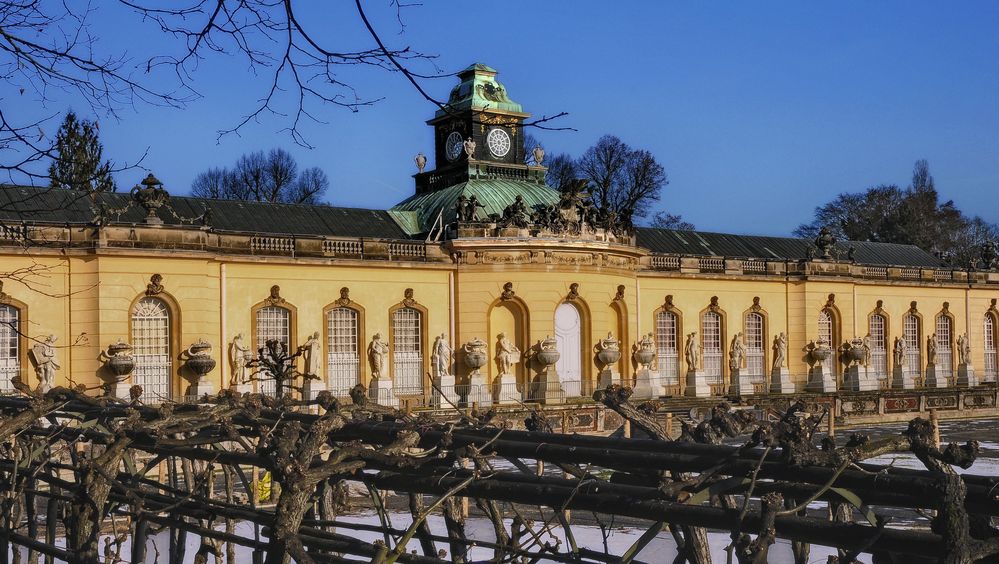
416, 63, 538, 194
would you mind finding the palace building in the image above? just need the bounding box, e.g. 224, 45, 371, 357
2, 63, 998, 409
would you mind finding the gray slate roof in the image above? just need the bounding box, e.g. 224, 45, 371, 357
636, 227, 944, 268
0, 185, 946, 268
0, 185, 410, 239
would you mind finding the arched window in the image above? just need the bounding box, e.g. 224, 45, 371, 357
392, 307, 423, 394
256, 305, 291, 396
326, 307, 360, 395
935, 315, 953, 379
868, 314, 888, 382
903, 314, 921, 381
132, 297, 172, 400
0, 304, 20, 393
701, 311, 723, 384
744, 312, 765, 383
818, 309, 835, 374
655, 311, 679, 386
985, 314, 997, 383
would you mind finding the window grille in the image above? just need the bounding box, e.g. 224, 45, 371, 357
869, 314, 887, 381
655, 311, 679, 385
131, 297, 172, 401
327, 307, 359, 395
936, 315, 953, 379
985, 315, 997, 383
744, 312, 765, 383
903, 314, 921, 381
256, 306, 290, 396
818, 309, 835, 373
0, 305, 19, 393
392, 308, 423, 393
701, 311, 722, 384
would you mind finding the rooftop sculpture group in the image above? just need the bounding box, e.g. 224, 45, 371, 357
454, 178, 635, 237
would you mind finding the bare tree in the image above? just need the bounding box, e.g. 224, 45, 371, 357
795, 160, 994, 265
191, 148, 328, 204
577, 135, 669, 222
651, 211, 695, 230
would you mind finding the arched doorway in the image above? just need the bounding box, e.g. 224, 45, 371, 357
554, 303, 582, 396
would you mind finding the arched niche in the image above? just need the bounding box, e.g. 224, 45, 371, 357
487, 297, 529, 389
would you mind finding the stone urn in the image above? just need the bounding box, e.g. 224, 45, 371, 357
536, 336, 561, 369
633, 347, 655, 369
597, 347, 621, 367
105, 340, 135, 378
462, 339, 488, 374
808, 341, 833, 364
184, 339, 216, 379
842, 338, 866, 365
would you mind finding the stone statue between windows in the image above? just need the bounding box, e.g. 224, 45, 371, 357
431, 334, 452, 379
230, 333, 251, 386
772, 332, 787, 371
368, 333, 389, 380
926, 334, 937, 365
684, 332, 700, 372
303, 331, 321, 377
729, 332, 746, 371
31, 334, 60, 393
957, 333, 971, 365
893, 336, 907, 367
862, 334, 873, 366
495, 332, 521, 376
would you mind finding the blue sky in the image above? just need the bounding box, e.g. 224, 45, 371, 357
9, 1, 999, 236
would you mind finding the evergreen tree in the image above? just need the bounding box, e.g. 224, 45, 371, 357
48, 111, 115, 192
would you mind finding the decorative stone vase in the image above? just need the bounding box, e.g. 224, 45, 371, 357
596, 348, 621, 367
633, 348, 655, 369
843, 339, 866, 365
808, 344, 832, 364
105, 340, 135, 377
536, 337, 561, 369
463, 349, 487, 372
184, 340, 216, 379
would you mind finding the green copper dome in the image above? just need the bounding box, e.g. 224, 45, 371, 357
391, 178, 558, 235
435, 63, 525, 117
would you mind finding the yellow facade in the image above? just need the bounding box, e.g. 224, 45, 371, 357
2, 222, 998, 404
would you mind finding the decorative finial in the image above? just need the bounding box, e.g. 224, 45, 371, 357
463, 137, 476, 159
130, 173, 170, 225
414, 152, 427, 173
532, 145, 545, 166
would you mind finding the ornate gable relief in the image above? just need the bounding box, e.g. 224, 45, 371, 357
480, 251, 532, 264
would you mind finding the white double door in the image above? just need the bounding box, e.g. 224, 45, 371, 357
555, 303, 582, 393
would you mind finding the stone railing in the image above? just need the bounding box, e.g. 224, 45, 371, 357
389, 241, 427, 260
650, 255, 681, 270
323, 239, 363, 257
864, 266, 888, 279
2, 224, 447, 263
698, 257, 724, 273
250, 236, 295, 254
642, 252, 999, 285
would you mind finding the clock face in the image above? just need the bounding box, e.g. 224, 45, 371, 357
487, 128, 511, 158
445, 132, 464, 162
